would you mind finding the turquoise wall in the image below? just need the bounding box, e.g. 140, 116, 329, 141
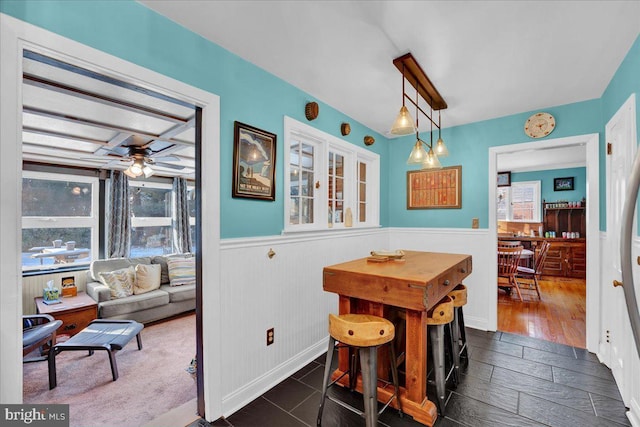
0, 0, 389, 239
388, 100, 601, 229
511, 167, 587, 205
2, 2, 638, 235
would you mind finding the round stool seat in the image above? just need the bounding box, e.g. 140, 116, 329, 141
329, 313, 395, 347
448, 284, 468, 307
426, 295, 454, 325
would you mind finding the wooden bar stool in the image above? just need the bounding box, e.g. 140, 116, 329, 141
317, 313, 402, 427
426, 295, 455, 416
447, 284, 469, 384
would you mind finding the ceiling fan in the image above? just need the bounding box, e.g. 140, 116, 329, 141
89, 145, 186, 178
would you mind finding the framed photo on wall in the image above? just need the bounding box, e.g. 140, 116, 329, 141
407, 165, 462, 209
232, 121, 277, 201
554, 176, 574, 191
497, 171, 511, 187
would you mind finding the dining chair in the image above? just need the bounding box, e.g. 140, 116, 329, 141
497, 245, 523, 301
498, 240, 521, 247
516, 240, 551, 299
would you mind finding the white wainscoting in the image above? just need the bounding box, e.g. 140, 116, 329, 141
218, 228, 388, 416
389, 227, 492, 331
21, 270, 88, 315
627, 237, 640, 427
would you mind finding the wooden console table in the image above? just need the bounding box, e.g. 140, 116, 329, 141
323, 250, 472, 426
35, 292, 97, 339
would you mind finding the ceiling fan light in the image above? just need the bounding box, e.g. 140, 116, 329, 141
143, 165, 154, 178
390, 106, 417, 135
435, 137, 449, 157
421, 148, 442, 169
123, 167, 137, 178
407, 139, 429, 165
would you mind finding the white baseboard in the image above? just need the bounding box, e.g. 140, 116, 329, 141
464, 314, 489, 332
221, 338, 327, 418
628, 397, 640, 427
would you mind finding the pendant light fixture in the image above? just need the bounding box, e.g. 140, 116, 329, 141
390, 64, 417, 136
435, 110, 449, 158
391, 53, 448, 169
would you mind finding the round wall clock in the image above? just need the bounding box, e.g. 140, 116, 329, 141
525, 112, 555, 138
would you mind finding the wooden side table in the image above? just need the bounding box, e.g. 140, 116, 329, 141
35, 292, 98, 338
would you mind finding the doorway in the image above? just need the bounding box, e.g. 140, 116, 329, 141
488, 134, 600, 353
0, 13, 222, 422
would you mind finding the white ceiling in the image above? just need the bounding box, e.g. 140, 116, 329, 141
140, 0, 640, 137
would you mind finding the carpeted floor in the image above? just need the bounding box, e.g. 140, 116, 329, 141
24, 313, 197, 427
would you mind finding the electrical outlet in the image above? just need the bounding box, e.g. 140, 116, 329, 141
266, 328, 274, 346
472, 218, 479, 229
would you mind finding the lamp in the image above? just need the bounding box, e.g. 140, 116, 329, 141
391, 53, 448, 169
124, 158, 149, 178
390, 64, 417, 136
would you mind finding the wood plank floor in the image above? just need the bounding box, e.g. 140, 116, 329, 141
498, 276, 586, 348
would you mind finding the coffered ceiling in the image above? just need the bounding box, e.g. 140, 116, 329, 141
21, 51, 196, 178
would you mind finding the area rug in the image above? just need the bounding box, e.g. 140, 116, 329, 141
24, 313, 197, 427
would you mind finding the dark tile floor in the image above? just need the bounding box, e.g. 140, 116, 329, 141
192, 329, 630, 427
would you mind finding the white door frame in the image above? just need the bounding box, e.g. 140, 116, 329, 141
488, 133, 600, 352
0, 13, 222, 420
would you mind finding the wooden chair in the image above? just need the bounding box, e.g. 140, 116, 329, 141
498, 240, 521, 247
498, 245, 523, 301
516, 240, 551, 299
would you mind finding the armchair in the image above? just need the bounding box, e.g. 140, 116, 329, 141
23, 314, 62, 361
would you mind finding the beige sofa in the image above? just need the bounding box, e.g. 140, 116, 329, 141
85, 255, 195, 324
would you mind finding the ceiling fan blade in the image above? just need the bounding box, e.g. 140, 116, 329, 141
153, 155, 181, 162
154, 161, 186, 170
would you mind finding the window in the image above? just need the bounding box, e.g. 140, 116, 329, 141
22, 171, 99, 271
129, 181, 173, 257
284, 116, 379, 232
129, 181, 196, 257
496, 180, 541, 222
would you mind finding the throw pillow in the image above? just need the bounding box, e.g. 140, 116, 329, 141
167, 257, 196, 286
99, 266, 135, 299
134, 263, 161, 294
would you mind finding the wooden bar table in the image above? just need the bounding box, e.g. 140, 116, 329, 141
323, 250, 472, 426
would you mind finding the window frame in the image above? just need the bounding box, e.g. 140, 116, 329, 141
22, 170, 99, 272
497, 180, 541, 222
283, 116, 380, 232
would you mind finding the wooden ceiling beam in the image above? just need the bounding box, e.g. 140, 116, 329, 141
393, 53, 447, 111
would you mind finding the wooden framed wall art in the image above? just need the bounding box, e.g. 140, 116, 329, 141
407, 165, 462, 209
232, 121, 277, 201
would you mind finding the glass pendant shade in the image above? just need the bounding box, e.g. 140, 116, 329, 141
421, 148, 442, 169
390, 106, 417, 135
435, 137, 449, 157
407, 139, 429, 165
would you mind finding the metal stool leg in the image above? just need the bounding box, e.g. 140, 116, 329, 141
317, 337, 335, 426
458, 308, 469, 371
359, 347, 378, 427
451, 309, 461, 385
430, 324, 447, 416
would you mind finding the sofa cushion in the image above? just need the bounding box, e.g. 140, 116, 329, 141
152, 254, 192, 285
159, 283, 196, 303
90, 257, 151, 282
99, 290, 170, 318
167, 257, 196, 286
99, 267, 135, 299
134, 263, 162, 294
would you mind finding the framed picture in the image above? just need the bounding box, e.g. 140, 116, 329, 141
232, 121, 277, 201
554, 176, 574, 191
407, 165, 462, 209
497, 171, 511, 187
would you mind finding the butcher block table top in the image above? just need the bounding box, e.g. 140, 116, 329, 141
323, 250, 472, 312
322, 250, 472, 426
